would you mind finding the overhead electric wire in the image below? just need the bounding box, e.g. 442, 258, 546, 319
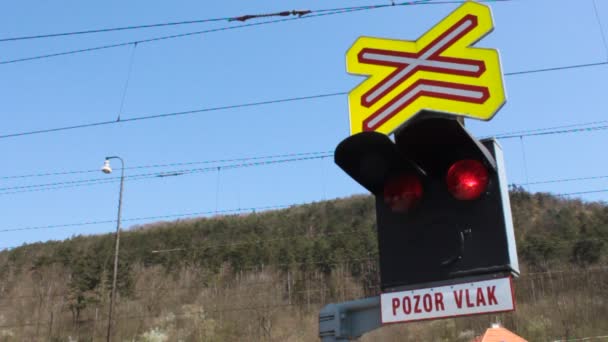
514, 175, 608, 186
0, 91, 346, 140
592, 0, 608, 61
0, 154, 332, 195
0, 151, 331, 180
1, 179, 607, 236
1, 56, 607, 142
1, 114, 606, 182
0, 2, 404, 43
486, 119, 608, 138
559, 189, 608, 196
2, 123, 606, 195
0, 0, 519, 66
0, 12, 350, 65
0, 0, 507, 45
1, 123, 607, 195
0, 203, 297, 233
0, 0, 441, 66
503, 61, 608, 76
492, 123, 608, 139
0, 17, 232, 43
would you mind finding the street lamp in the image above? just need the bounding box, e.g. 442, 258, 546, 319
101, 156, 125, 342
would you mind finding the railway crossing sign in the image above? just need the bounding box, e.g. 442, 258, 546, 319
346, 1, 506, 135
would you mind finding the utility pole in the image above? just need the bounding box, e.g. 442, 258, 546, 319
101, 156, 125, 342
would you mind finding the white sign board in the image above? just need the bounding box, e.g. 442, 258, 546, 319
381, 277, 514, 324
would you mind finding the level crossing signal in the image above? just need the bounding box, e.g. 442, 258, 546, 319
334, 114, 519, 291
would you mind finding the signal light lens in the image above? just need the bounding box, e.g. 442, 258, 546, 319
383, 174, 423, 212
446, 159, 489, 200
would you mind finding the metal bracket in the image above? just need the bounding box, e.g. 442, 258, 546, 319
319, 296, 381, 341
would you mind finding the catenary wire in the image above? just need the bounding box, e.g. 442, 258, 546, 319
0, 155, 332, 196
1, 112, 607, 181
14, 143, 608, 186
0, 17, 231, 43
0, 0, 505, 45
493, 124, 608, 139
0, 126, 606, 198
0, 91, 345, 139
0, 203, 297, 233
559, 189, 608, 196
1, 180, 607, 236
485, 119, 608, 138
0, 151, 331, 180
512, 175, 608, 186
0, 2, 424, 42
0, 154, 332, 193
1, 137, 606, 196
1, 58, 607, 141
0, 115, 606, 182
0, 0, 446, 66
592, 0, 608, 61
0, 11, 357, 65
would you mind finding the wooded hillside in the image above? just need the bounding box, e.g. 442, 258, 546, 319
0, 188, 606, 341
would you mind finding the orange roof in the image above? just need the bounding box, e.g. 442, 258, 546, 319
472, 326, 527, 342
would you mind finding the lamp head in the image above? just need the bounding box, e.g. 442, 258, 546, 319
101, 159, 112, 174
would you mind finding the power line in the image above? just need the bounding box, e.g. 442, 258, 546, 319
492, 123, 608, 140
511, 175, 608, 186
116, 43, 138, 122
0, 12, 346, 65
0, 2, 413, 43
1, 180, 607, 236
0, 0, 461, 66
2, 111, 606, 182
1, 155, 332, 191
0, 154, 332, 195
1, 58, 607, 142
0, 151, 331, 180
0, 203, 296, 233
592, 0, 608, 62
2, 119, 606, 194
503, 61, 608, 76
0, 134, 604, 196
0, 114, 606, 182
486, 120, 608, 138
559, 189, 608, 196
0, 0, 504, 45
0, 91, 345, 140
0, 17, 231, 43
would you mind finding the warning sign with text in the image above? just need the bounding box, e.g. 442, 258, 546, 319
380, 277, 515, 324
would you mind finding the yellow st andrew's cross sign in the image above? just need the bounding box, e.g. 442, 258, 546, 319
346, 1, 506, 135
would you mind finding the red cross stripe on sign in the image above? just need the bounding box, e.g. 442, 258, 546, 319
346, 2, 506, 135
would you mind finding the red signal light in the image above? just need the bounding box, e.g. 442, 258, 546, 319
383, 174, 423, 212
446, 159, 489, 200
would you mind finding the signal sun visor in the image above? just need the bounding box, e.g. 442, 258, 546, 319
335, 131, 425, 195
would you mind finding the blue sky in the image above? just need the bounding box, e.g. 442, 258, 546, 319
1, 0, 607, 249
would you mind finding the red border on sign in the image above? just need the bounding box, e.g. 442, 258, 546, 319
362, 78, 489, 131
380, 276, 516, 325
358, 14, 486, 108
